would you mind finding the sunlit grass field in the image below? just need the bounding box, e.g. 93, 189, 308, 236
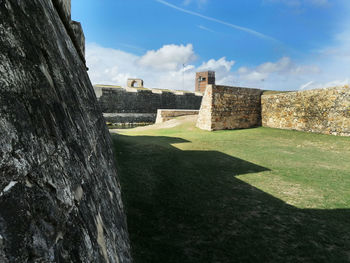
112, 116, 350, 263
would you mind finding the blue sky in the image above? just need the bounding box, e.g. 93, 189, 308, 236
72, 0, 350, 91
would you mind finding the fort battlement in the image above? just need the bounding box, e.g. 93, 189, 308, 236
94, 85, 203, 97
93, 85, 203, 124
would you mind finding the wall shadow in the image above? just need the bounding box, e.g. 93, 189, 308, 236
112, 134, 350, 263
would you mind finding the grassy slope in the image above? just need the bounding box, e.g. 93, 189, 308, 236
112, 117, 350, 263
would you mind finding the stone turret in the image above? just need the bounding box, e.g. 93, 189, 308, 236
195, 71, 216, 93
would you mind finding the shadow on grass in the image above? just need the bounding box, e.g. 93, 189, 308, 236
112, 134, 350, 263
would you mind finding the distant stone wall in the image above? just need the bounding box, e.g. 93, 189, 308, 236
155, 109, 199, 123
103, 113, 156, 124
262, 86, 350, 136
95, 86, 203, 123
197, 85, 263, 131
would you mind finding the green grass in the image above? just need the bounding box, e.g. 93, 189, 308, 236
112, 118, 350, 263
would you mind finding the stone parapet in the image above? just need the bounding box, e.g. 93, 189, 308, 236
197, 85, 263, 131
262, 86, 350, 136
94, 86, 203, 117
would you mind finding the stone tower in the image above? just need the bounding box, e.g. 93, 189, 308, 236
195, 71, 215, 93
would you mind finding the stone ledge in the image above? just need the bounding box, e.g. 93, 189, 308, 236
156, 109, 199, 123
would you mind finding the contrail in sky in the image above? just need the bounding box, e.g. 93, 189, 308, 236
155, 0, 278, 42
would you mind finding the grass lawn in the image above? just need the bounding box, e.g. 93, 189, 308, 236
111, 116, 350, 263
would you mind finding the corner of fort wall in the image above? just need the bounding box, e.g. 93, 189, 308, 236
197, 85, 263, 131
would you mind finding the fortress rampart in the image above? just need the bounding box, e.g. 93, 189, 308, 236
94, 85, 203, 123
0, 1, 131, 261
196, 84, 350, 136
262, 86, 350, 136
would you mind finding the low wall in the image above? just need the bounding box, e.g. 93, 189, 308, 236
262, 86, 350, 136
103, 113, 156, 124
196, 85, 263, 131
94, 86, 203, 123
155, 109, 199, 123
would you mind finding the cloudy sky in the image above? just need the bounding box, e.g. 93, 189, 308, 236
72, 0, 349, 91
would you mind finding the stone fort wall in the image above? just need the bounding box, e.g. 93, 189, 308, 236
95, 86, 203, 123
262, 86, 350, 136
196, 85, 263, 131
0, 0, 131, 262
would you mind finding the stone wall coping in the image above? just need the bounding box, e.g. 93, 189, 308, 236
96, 85, 203, 97
157, 109, 200, 112
151, 89, 163, 94
212, 85, 263, 93
261, 85, 349, 98
156, 109, 199, 123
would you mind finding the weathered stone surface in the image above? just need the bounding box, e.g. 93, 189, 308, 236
155, 109, 199, 123
197, 85, 263, 131
104, 113, 156, 124
70, 21, 85, 58
54, 0, 71, 22
262, 86, 350, 136
0, 0, 131, 262
96, 86, 202, 123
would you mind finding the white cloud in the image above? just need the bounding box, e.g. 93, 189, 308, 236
86, 43, 238, 91
86, 43, 198, 90
137, 44, 196, 71
257, 57, 292, 73
86, 43, 139, 85
316, 30, 350, 61
198, 57, 235, 72
235, 57, 321, 89
299, 79, 349, 90
86, 40, 348, 92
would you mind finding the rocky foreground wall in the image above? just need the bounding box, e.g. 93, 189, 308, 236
0, 0, 131, 262
196, 85, 263, 131
95, 86, 203, 123
262, 86, 350, 136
